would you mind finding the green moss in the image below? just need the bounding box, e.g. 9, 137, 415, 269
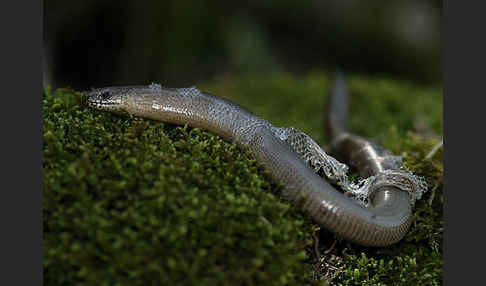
43, 72, 442, 285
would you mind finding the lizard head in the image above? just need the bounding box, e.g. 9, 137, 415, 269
84, 86, 130, 113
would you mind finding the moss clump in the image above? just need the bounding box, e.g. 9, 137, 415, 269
43, 89, 316, 286
43, 72, 442, 285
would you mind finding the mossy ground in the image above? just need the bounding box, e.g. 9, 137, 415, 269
43, 71, 443, 285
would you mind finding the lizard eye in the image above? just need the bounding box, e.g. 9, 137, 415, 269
100, 91, 111, 99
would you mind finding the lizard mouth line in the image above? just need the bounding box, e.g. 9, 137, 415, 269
85, 95, 119, 109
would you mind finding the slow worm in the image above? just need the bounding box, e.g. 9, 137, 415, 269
84, 73, 426, 246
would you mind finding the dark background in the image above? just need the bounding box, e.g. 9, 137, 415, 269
44, 0, 442, 90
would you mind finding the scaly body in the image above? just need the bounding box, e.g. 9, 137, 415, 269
85, 77, 425, 247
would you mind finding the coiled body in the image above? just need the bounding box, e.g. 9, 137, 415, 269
85, 81, 416, 247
